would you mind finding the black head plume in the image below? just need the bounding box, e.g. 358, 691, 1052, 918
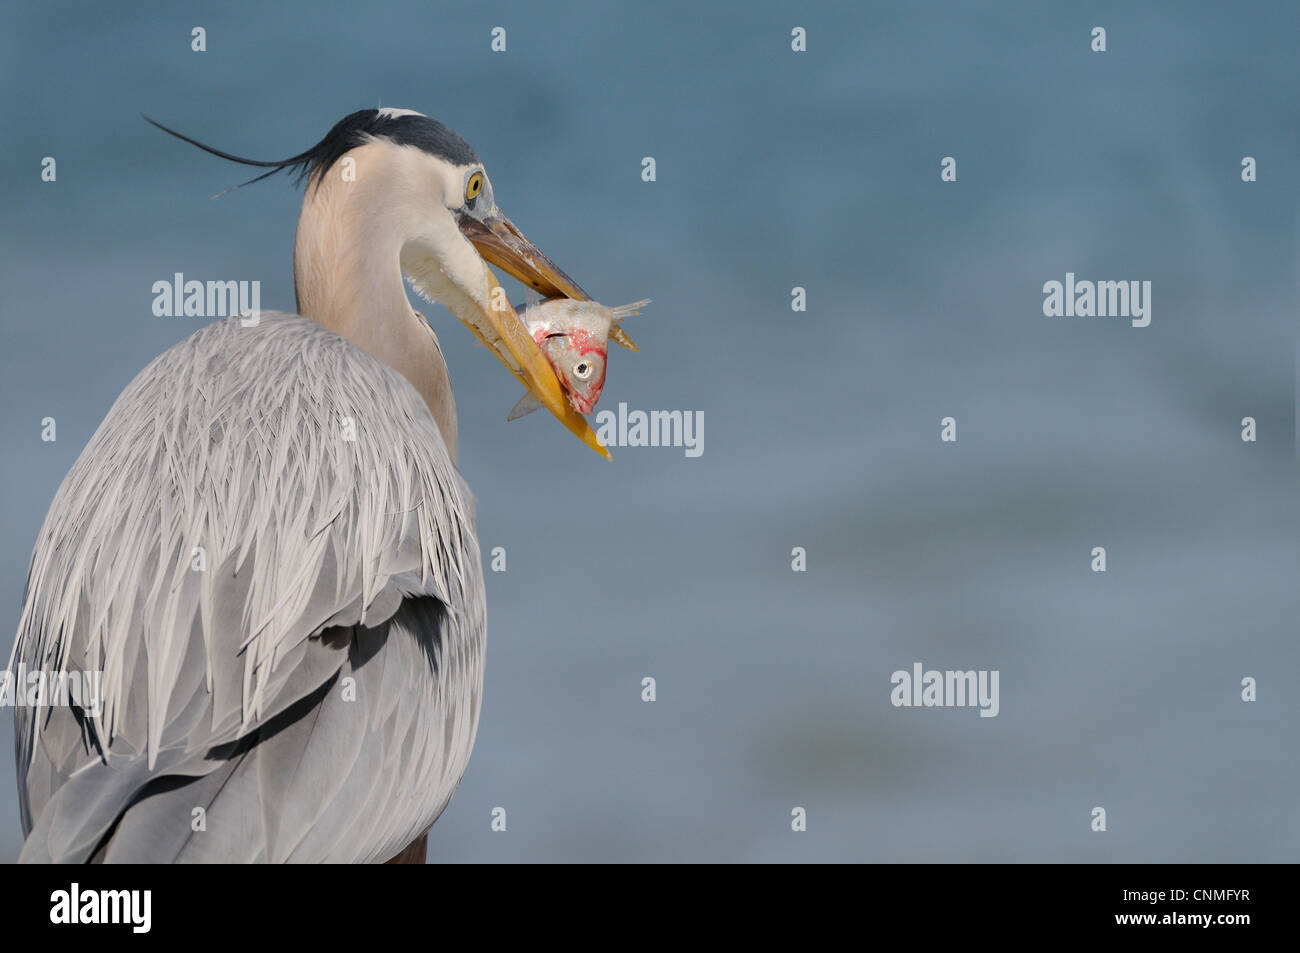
143, 109, 481, 196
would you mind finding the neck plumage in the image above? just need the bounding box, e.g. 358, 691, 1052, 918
292, 162, 459, 460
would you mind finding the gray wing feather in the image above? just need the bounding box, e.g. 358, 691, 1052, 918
12, 313, 485, 862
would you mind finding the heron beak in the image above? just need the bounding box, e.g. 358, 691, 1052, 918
460, 211, 591, 301
456, 212, 610, 459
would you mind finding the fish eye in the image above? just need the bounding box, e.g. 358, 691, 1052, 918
573, 360, 593, 381
464, 171, 484, 203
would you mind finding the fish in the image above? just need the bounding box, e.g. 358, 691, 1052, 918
507, 292, 651, 420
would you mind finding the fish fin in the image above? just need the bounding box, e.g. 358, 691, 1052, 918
609, 325, 639, 352
609, 299, 651, 350
507, 392, 544, 421
511, 287, 543, 317
610, 299, 651, 319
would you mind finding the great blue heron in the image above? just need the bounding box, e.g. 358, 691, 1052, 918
11, 107, 607, 863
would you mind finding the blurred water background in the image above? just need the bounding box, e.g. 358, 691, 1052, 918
1, 0, 1296, 861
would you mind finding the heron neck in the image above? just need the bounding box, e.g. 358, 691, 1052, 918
291, 171, 459, 460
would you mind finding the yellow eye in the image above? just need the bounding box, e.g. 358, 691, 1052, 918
465, 172, 483, 202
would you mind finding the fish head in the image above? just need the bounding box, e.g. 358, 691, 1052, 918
539, 327, 608, 414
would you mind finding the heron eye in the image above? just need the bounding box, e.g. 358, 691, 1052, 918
465, 172, 484, 202
573, 361, 593, 380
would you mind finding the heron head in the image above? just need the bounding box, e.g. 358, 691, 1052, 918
360, 109, 608, 457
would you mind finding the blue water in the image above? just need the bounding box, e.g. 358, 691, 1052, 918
1, 0, 1296, 861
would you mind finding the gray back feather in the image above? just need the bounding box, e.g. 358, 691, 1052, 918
11, 313, 486, 861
